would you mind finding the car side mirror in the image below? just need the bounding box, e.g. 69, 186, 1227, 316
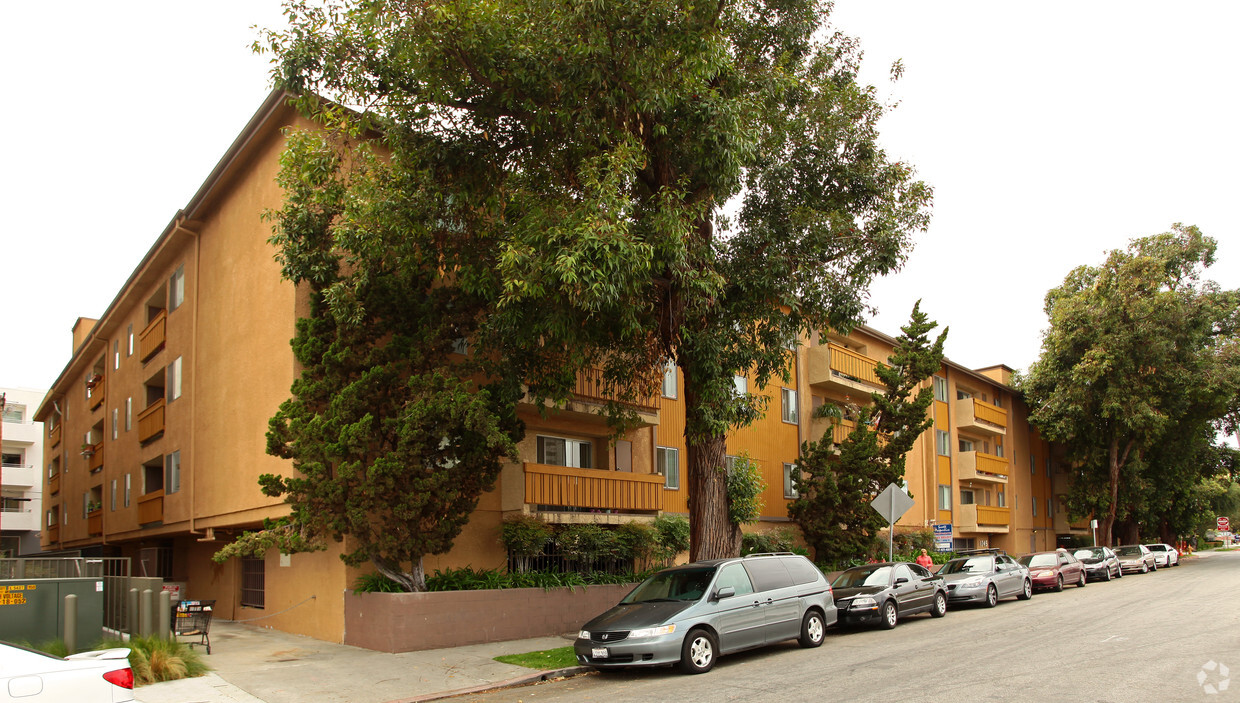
894, 577, 908, 585
714, 586, 736, 600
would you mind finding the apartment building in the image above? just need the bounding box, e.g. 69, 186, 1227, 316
34, 89, 1066, 645
2, 387, 46, 557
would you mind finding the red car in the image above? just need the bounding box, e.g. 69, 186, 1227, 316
1018, 550, 1087, 591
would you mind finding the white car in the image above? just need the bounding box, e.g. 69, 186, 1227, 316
1144, 543, 1179, 567
0, 642, 133, 702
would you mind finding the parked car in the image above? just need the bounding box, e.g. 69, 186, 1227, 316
0, 641, 134, 702
1144, 543, 1179, 567
938, 553, 1032, 606
831, 562, 947, 629
1018, 550, 1087, 591
1115, 544, 1157, 573
1072, 546, 1123, 581
574, 553, 836, 674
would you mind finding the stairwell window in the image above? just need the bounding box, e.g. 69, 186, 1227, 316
938, 485, 951, 510
165, 451, 181, 495
167, 357, 182, 402
936, 430, 951, 456
783, 463, 799, 498
536, 436, 592, 469
781, 388, 798, 424
127, 324, 134, 356
662, 362, 677, 399
932, 375, 948, 402
656, 447, 680, 489
168, 265, 185, 311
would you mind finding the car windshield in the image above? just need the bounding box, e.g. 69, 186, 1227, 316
832, 565, 893, 588
1115, 546, 1143, 557
1146, 545, 1167, 552
1019, 554, 1057, 568
1073, 548, 1103, 560
940, 557, 992, 574
621, 566, 716, 604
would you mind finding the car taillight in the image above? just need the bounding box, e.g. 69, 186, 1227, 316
103, 667, 134, 689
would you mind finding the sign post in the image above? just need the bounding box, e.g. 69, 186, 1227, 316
871, 483, 915, 562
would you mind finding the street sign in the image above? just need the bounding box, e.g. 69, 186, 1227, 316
933, 524, 953, 552
1218, 517, 1230, 531
871, 483, 915, 524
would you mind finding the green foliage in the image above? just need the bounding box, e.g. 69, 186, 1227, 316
500, 515, 554, 574
259, 0, 932, 562
494, 646, 578, 670
613, 521, 660, 571
94, 636, 209, 686
1019, 225, 1240, 545
789, 303, 946, 564
556, 524, 620, 570
725, 453, 765, 525
353, 572, 404, 593
893, 529, 935, 554
424, 566, 648, 592
653, 515, 691, 566
740, 528, 806, 556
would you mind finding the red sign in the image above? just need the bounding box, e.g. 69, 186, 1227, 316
1219, 517, 1231, 531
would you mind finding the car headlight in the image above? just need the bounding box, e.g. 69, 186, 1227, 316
961, 577, 984, 588
851, 596, 877, 608
578, 630, 590, 640
629, 624, 676, 639
1033, 570, 1053, 578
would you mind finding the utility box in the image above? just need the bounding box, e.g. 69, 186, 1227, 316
0, 578, 105, 646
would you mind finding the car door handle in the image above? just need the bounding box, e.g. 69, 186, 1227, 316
751, 600, 762, 608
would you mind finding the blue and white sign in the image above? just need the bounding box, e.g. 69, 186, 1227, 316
933, 524, 953, 552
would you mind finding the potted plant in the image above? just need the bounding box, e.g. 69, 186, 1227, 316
80, 443, 96, 458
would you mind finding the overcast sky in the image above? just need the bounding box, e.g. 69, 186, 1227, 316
3, 3, 1238, 431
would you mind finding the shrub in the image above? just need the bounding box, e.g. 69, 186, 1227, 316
425, 566, 646, 591
354, 572, 404, 593
725, 453, 766, 525
653, 514, 690, 566
96, 635, 208, 686
500, 515, 554, 573
557, 524, 620, 570
614, 522, 659, 570
741, 527, 807, 556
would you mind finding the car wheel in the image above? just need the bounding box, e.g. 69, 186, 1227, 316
1103, 567, 1112, 581
679, 629, 717, 674
798, 610, 826, 648
984, 584, 999, 608
1115, 566, 1123, 578
1151, 561, 1157, 572
1054, 574, 1064, 592
931, 591, 947, 618
1140, 562, 1148, 574
880, 600, 899, 630
1017, 578, 1033, 600
1077, 570, 1087, 587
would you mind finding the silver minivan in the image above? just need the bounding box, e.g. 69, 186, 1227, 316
574, 553, 836, 674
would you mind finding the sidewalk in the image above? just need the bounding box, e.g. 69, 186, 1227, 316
135, 620, 587, 703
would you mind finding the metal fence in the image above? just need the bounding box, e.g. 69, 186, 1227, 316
0, 557, 132, 632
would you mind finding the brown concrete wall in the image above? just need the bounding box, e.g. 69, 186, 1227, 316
343, 583, 634, 652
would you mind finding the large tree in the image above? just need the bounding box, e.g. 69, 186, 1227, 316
1020, 225, 1240, 546
789, 303, 945, 563
259, 0, 931, 561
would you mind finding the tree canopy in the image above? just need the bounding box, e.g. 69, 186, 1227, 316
254, 0, 931, 564
1020, 225, 1240, 546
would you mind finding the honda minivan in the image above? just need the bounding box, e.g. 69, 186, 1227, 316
574, 553, 836, 674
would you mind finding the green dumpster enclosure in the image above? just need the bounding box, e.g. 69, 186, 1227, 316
0, 578, 105, 646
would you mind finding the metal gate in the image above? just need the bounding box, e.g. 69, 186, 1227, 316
0, 557, 132, 632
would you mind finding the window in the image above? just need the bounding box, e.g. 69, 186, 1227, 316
1030, 455, 1036, 475
995, 442, 1004, 458
935, 430, 951, 456
1031, 534, 1037, 553
110, 479, 117, 511
124, 474, 131, 508
125, 398, 132, 431
656, 447, 680, 489
714, 563, 755, 596
1045, 457, 1052, 477
932, 376, 948, 402
536, 436, 592, 469
992, 396, 1003, 408
240, 556, 265, 609
2, 404, 23, 423
997, 491, 1006, 508
956, 390, 971, 400
127, 324, 134, 356
165, 451, 182, 495
733, 374, 748, 396
1032, 498, 1038, 517
111, 409, 118, 440
166, 357, 183, 401
113, 340, 120, 370
958, 438, 974, 453
1047, 498, 1053, 517
938, 485, 951, 510
960, 489, 975, 505
783, 463, 799, 498
724, 455, 739, 472
168, 265, 185, 311
781, 388, 797, 424
82, 492, 89, 519
662, 362, 677, 399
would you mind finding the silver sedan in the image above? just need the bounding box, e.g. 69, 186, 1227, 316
938, 553, 1032, 607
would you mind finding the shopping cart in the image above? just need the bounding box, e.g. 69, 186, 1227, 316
172, 599, 215, 654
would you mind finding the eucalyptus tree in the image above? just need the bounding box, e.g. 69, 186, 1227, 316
258, 0, 931, 561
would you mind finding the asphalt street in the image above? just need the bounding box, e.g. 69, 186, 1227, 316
456, 550, 1240, 703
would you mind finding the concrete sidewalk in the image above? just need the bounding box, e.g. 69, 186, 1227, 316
134, 620, 586, 703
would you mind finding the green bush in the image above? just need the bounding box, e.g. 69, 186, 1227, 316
725, 453, 765, 525
653, 514, 690, 565
425, 566, 649, 591
501, 515, 554, 573
741, 527, 809, 556
353, 572, 404, 593
614, 521, 659, 570
95, 636, 209, 686
557, 523, 620, 570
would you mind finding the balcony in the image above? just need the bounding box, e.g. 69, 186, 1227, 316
571, 367, 660, 413
50, 424, 62, 448
87, 376, 106, 412
138, 490, 164, 525
86, 443, 104, 473
45, 524, 59, 543
956, 504, 1010, 534
1054, 512, 1091, 534
808, 343, 885, 395
87, 509, 103, 536
1, 464, 37, 488
138, 398, 166, 444
47, 472, 60, 496
954, 398, 1007, 437
957, 451, 1009, 485
140, 311, 167, 362
0, 508, 38, 531
524, 463, 664, 513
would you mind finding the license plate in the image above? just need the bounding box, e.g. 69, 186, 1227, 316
592, 648, 609, 659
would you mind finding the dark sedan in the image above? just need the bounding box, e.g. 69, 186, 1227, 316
1073, 546, 1122, 581
831, 562, 947, 629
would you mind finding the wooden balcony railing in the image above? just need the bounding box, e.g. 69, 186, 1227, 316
47, 472, 60, 496
958, 504, 1011, 534
138, 490, 164, 525
87, 376, 105, 412
87, 443, 104, 473
524, 463, 664, 512
140, 310, 167, 362
954, 397, 1008, 436
87, 509, 103, 536
50, 424, 62, 448
46, 524, 59, 543
976, 505, 1010, 526
571, 367, 660, 412
957, 451, 1009, 484
827, 343, 883, 385
138, 398, 166, 444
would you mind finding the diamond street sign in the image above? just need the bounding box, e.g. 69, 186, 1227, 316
871, 483, 915, 524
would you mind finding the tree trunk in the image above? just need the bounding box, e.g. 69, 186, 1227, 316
374, 555, 426, 592
685, 432, 740, 561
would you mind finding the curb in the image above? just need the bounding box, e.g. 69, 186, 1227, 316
385, 666, 595, 703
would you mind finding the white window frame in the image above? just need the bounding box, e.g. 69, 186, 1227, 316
169, 265, 185, 311
165, 451, 182, 494
932, 375, 948, 402
958, 437, 975, 453
167, 357, 183, 401
935, 430, 951, 457
113, 340, 120, 370
111, 408, 118, 440
938, 484, 951, 510
783, 463, 799, 499
662, 362, 677, 399
781, 388, 798, 424
127, 324, 134, 356
124, 474, 131, 508
125, 398, 132, 432
536, 435, 593, 469
960, 489, 975, 506
656, 446, 680, 489
733, 374, 748, 396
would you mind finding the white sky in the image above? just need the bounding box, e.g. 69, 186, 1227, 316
3, 2, 1238, 442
